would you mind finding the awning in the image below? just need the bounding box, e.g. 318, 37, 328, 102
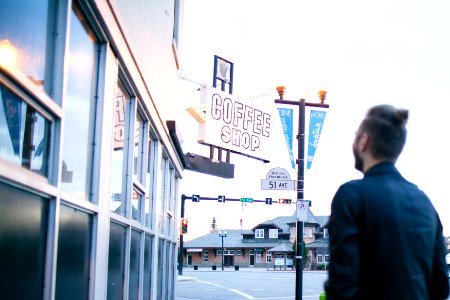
186, 248, 203, 253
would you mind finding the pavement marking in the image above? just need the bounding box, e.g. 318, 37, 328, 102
229, 289, 255, 299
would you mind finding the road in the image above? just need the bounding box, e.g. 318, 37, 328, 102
176, 268, 327, 300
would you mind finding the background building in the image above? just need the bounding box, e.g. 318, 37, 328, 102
183, 209, 329, 270
0, 1, 185, 299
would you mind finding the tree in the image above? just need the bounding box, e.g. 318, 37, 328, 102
210, 217, 218, 232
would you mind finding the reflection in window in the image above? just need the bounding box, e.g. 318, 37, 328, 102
110, 81, 129, 216
0, 84, 50, 176
61, 4, 98, 200
133, 111, 145, 184
131, 187, 143, 221
0, 1, 51, 93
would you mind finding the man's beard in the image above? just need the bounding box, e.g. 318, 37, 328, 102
353, 145, 363, 172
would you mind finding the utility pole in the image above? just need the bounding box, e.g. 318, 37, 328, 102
275, 87, 329, 300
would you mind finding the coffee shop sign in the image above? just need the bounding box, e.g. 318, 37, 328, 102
199, 86, 274, 162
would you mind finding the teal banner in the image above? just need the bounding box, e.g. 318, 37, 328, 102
307, 110, 327, 169
278, 108, 295, 169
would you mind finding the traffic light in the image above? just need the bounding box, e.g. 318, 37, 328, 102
278, 198, 292, 204
180, 218, 188, 235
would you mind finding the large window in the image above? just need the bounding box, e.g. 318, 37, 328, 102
0, 182, 49, 299
145, 133, 157, 228
0, 0, 54, 94
55, 205, 92, 300
110, 80, 130, 216
0, 83, 51, 176
107, 222, 127, 300
61, 3, 99, 200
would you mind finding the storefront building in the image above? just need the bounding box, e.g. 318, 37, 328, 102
0, 0, 185, 299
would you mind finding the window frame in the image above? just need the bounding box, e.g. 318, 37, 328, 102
255, 229, 264, 239
269, 229, 278, 239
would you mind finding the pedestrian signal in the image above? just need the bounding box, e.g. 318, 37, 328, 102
278, 198, 292, 204
181, 218, 188, 235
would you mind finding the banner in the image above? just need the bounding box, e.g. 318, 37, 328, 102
277, 108, 295, 169
307, 110, 327, 169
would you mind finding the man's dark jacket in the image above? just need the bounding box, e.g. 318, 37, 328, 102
325, 162, 449, 300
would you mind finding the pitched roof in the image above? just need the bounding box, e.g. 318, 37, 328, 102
184, 229, 289, 249
267, 243, 294, 252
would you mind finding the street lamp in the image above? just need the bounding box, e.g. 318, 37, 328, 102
218, 230, 227, 270
275, 86, 329, 300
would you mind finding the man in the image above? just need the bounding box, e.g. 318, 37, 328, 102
324, 105, 449, 299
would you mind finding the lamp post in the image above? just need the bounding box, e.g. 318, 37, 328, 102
219, 230, 227, 270
275, 86, 329, 300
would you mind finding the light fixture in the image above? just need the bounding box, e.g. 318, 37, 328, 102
0, 39, 18, 68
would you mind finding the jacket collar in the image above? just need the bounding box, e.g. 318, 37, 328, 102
364, 162, 399, 177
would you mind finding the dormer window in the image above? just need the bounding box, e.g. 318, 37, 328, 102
269, 229, 278, 238
255, 229, 264, 238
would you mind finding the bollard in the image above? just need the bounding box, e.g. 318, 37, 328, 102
319, 291, 326, 300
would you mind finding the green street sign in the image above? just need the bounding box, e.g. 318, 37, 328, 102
240, 197, 254, 203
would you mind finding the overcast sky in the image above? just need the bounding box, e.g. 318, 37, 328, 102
177, 0, 450, 239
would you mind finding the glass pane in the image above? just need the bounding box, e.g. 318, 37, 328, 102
0, 0, 50, 93
143, 235, 153, 300
61, 4, 97, 200
0, 84, 51, 176
157, 239, 165, 299
0, 181, 48, 299
133, 111, 144, 183
145, 137, 156, 228
129, 230, 141, 300
107, 222, 126, 300
110, 81, 129, 216
131, 187, 142, 222
55, 205, 92, 300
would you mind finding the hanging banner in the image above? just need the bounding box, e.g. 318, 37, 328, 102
307, 110, 327, 169
277, 108, 295, 169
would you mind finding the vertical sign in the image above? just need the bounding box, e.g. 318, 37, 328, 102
307, 110, 327, 169
278, 108, 295, 169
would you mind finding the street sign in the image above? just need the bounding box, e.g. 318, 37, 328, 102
278, 198, 292, 204
192, 195, 200, 202
265, 198, 273, 205
297, 200, 309, 221
261, 179, 296, 190
240, 197, 254, 203
218, 195, 225, 203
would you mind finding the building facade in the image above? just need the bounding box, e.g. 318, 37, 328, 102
183, 210, 329, 270
0, 1, 185, 299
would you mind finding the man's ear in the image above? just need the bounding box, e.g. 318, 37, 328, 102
359, 132, 369, 152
